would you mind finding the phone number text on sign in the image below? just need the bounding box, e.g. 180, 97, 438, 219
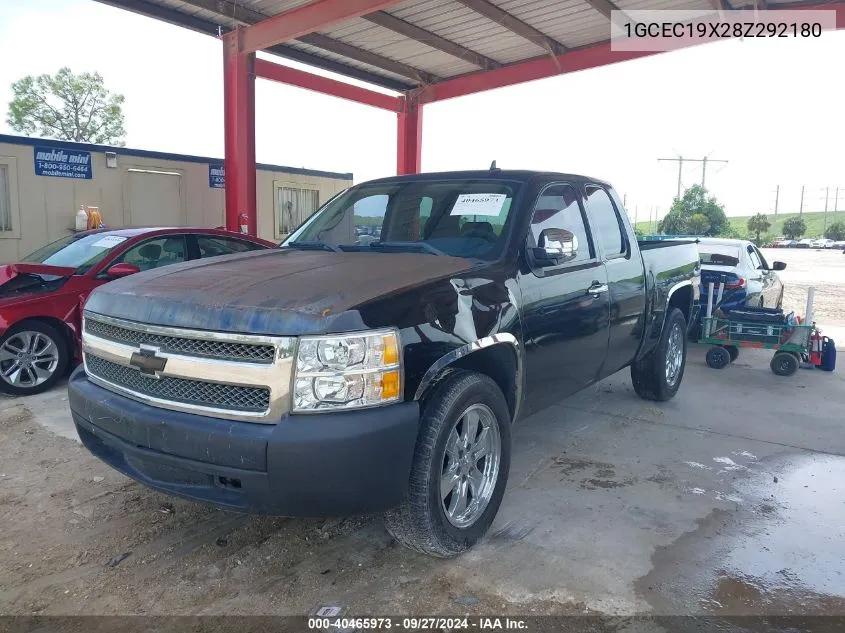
35, 162, 91, 177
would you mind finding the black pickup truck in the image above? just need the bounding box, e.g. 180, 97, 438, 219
69, 169, 700, 557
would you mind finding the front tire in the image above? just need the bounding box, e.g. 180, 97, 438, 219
630, 308, 687, 402
771, 352, 798, 376
706, 346, 731, 369
0, 320, 69, 396
383, 370, 511, 557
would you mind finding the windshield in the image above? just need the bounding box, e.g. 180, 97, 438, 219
699, 244, 741, 267
21, 233, 130, 273
282, 179, 521, 259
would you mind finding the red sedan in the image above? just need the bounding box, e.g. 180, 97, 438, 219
0, 227, 277, 396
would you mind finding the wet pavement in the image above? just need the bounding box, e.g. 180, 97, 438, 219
640, 454, 845, 618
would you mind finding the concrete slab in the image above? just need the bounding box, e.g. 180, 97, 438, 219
0, 343, 842, 621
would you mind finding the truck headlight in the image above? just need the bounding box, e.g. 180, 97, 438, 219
292, 330, 402, 412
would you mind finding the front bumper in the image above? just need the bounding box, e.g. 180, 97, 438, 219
68, 367, 420, 516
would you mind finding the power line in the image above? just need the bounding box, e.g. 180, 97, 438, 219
658, 155, 728, 199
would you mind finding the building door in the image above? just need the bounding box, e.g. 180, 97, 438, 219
126, 168, 185, 226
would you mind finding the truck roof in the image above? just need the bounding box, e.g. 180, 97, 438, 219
364, 169, 612, 187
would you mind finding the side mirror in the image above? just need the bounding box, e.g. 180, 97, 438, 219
532, 228, 578, 266
105, 262, 141, 278
772, 261, 786, 271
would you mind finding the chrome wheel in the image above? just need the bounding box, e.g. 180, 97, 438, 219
441, 403, 501, 529
665, 322, 684, 387
0, 331, 60, 388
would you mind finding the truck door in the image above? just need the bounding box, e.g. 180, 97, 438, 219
583, 184, 646, 376
519, 183, 611, 416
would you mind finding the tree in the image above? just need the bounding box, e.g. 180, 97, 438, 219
747, 213, 772, 244
782, 216, 807, 240
825, 221, 845, 241
657, 185, 729, 237
657, 211, 687, 235
687, 213, 711, 235
7, 67, 126, 145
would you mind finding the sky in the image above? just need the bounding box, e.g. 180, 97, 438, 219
1, 0, 844, 225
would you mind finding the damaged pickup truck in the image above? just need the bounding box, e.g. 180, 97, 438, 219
69, 170, 700, 557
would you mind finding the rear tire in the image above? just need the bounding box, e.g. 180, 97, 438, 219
723, 345, 739, 362
0, 320, 69, 396
630, 308, 687, 402
771, 352, 798, 376
706, 346, 731, 369
383, 370, 511, 557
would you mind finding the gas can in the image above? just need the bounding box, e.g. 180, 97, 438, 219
820, 337, 836, 372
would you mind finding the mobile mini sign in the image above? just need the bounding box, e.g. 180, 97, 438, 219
34, 146, 93, 180
209, 164, 225, 188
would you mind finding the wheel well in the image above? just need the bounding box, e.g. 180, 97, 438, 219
668, 285, 693, 325
10, 317, 76, 360
445, 344, 519, 421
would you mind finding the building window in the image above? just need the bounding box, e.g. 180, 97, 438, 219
0, 157, 20, 237
276, 186, 319, 238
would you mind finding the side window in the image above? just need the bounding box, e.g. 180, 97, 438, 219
529, 184, 592, 265
116, 236, 187, 272
584, 185, 626, 258
747, 246, 762, 270
196, 236, 266, 258
753, 246, 769, 269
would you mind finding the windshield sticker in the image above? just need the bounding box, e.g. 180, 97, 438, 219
91, 235, 128, 249
450, 193, 506, 217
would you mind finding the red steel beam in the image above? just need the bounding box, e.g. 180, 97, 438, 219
418, 45, 653, 104
240, 0, 405, 55
396, 94, 423, 175
255, 58, 402, 111
223, 29, 257, 235
420, 1, 845, 104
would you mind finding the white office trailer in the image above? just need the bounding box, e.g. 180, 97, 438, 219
0, 134, 353, 263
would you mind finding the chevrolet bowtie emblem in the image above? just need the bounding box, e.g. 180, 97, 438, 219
129, 347, 167, 377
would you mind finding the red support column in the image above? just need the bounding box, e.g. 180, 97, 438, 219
223, 28, 257, 235
396, 94, 422, 175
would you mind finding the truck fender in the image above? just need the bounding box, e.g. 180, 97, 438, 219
663, 280, 696, 330
412, 333, 524, 423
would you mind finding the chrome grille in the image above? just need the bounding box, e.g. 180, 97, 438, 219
85, 318, 275, 363
86, 355, 270, 413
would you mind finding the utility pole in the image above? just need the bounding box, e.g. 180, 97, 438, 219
824, 186, 829, 233
773, 185, 779, 218
799, 185, 805, 216
835, 187, 840, 223
659, 157, 684, 199
658, 155, 728, 199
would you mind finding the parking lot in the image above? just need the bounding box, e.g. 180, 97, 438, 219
1, 248, 843, 624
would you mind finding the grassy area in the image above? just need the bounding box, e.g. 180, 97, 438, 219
634, 210, 843, 240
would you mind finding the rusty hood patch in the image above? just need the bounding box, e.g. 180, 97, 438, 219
84, 249, 474, 335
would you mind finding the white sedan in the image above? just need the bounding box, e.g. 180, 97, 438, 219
698, 238, 786, 310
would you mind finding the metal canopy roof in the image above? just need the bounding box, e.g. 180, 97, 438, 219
97, 0, 842, 94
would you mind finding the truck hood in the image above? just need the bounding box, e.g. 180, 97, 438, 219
84, 249, 475, 335
0, 263, 77, 301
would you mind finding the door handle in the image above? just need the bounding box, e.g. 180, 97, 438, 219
587, 282, 608, 296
